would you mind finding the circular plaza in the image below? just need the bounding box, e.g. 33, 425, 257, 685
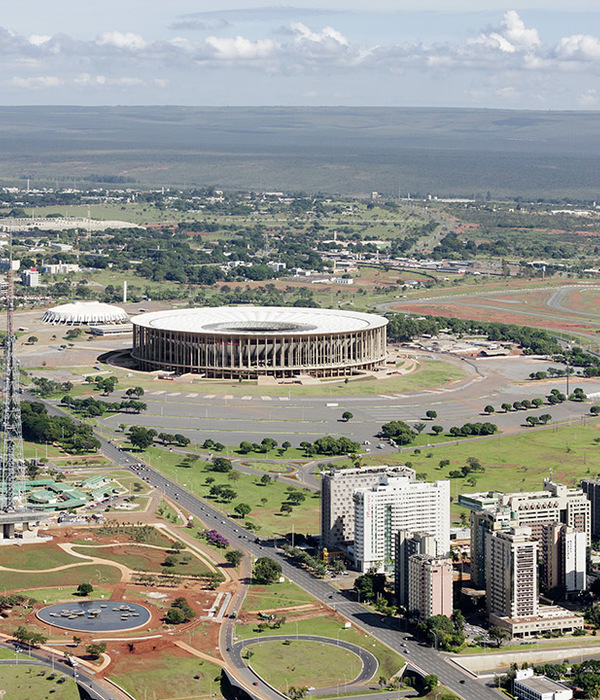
131, 306, 388, 378
38, 600, 151, 633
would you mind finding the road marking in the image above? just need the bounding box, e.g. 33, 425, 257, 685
204, 394, 216, 399
279, 397, 289, 401
186, 393, 198, 398
223, 395, 233, 400
153, 390, 166, 395
261, 396, 272, 401
169, 392, 181, 397
241, 396, 252, 400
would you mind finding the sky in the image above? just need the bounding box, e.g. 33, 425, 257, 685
2, 2, 600, 110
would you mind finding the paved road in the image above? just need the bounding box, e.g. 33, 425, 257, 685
0, 640, 123, 700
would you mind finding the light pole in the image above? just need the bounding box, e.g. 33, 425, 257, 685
295, 620, 299, 641
336, 628, 343, 646
432, 630, 438, 651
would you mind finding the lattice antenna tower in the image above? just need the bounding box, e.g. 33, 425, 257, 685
0, 237, 26, 511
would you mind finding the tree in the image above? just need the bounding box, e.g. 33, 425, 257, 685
76, 582, 93, 597
260, 474, 272, 486
27, 336, 38, 345
287, 491, 306, 505
488, 626, 510, 648
423, 675, 438, 692
280, 503, 293, 515
380, 420, 416, 445
341, 411, 353, 422
234, 502, 251, 518
425, 410, 437, 420
539, 413, 552, 425
219, 487, 237, 503
253, 557, 282, 584
165, 607, 185, 624
239, 441, 253, 454
484, 405, 495, 415
414, 422, 426, 434
591, 405, 600, 416
501, 402, 512, 412
212, 457, 233, 472
281, 441, 291, 450
431, 425, 444, 435
289, 686, 309, 700
86, 642, 107, 659
225, 550, 243, 567
526, 416, 540, 427
128, 425, 155, 451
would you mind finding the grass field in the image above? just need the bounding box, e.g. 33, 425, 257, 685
145, 447, 320, 537
248, 639, 361, 690
0, 666, 80, 699
72, 543, 212, 577
362, 421, 600, 520
18, 586, 113, 604
243, 580, 318, 612
0, 545, 81, 571
235, 614, 405, 680
0, 564, 122, 592
109, 653, 223, 700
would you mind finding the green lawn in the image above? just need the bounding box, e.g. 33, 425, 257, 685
248, 639, 362, 690
361, 422, 600, 520
110, 653, 223, 700
0, 545, 81, 570
0, 666, 81, 699
17, 586, 113, 604
145, 447, 320, 537
243, 580, 318, 612
71, 543, 212, 577
235, 614, 405, 680
0, 564, 121, 591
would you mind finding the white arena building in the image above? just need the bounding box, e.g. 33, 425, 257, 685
42, 301, 129, 326
131, 306, 388, 378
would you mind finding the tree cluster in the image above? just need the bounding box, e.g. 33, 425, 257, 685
21, 401, 101, 453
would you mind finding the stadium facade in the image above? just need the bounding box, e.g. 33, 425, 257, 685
131, 306, 387, 378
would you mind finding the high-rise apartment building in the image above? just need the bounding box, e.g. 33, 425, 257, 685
460, 479, 590, 544
408, 554, 453, 621
353, 475, 450, 572
486, 526, 538, 619
321, 465, 415, 550
395, 530, 437, 606
581, 478, 600, 540
470, 506, 517, 589
542, 523, 586, 593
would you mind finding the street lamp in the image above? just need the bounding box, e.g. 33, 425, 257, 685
431, 630, 439, 651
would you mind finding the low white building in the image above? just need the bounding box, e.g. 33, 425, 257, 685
514, 668, 572, 700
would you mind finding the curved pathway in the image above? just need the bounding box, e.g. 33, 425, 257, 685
231, 634, 378, 691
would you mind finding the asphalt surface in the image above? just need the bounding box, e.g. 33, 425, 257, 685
0, 640, 122, 700
87, 353, 600, 449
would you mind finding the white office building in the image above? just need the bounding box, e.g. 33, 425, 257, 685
353, 475, 450, 573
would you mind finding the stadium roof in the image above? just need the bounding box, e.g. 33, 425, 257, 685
131, 306, 387, 335
42, 301, 129, 325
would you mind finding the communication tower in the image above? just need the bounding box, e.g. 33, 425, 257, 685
0, 244, 26, 511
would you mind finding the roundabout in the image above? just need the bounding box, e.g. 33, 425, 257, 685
230, 634, 378, 691
37, 599, 151, 633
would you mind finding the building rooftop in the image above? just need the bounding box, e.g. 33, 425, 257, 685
131, 306, 388, 336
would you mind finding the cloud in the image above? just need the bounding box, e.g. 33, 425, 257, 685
204, 35, 277, 61
555, 34, 600, 61
96, 31, 147, 51
9, 75, 62, 89
28, 35, 51, 46
468, 10, 541, 53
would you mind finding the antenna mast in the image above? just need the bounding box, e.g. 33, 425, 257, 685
0, 236, 25, 511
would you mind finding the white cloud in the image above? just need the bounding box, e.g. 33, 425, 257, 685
96, 31, 147, 51
578, 88, 600, 106
10, 75, 61, 89
555, 34, 600, 61
204, 35, 276, 61
28, 34, 51, 46
468, 10, 541, 53
291, 23, 349, 48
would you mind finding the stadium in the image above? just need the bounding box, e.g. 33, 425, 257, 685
131, 306, 387, 378
42, 301, 129, 326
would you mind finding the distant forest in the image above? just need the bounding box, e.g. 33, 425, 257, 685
1, 106, 600, 199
